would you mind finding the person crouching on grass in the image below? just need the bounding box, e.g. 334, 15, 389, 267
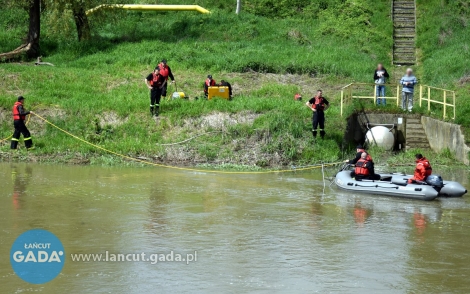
145, 67, 166, 117
204, 75, 216, 98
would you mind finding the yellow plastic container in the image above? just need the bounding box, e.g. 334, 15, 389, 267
207, 86, 230, 100
172, 92, 186, 99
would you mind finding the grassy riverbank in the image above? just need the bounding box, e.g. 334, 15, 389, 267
0, 0, 469, 167
0, 65, 348, 166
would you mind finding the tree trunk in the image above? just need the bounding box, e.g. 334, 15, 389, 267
236, 0, 241, 14
26, 0, 41, 57
72, 3, 91, 41
0, 0, 41, 60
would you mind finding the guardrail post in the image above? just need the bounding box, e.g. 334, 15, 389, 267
373, 85, 377, 104
453, 91, 456, 119
340, 90, 344, 116
396, 84, 400, 106
349, 86, 352, 104
443, 91, 447, 119
419, 85, 422, 107
427, 86, 431, 112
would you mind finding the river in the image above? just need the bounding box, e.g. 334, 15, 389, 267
1, 163, 469, 293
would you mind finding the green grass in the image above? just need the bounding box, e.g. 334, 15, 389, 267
0, 60, 349, 166
364, 145, 463, 168
415, 0, 470, 138
0, 6, 28, 53
0, 0, 469, 167
1, 0, 393, 79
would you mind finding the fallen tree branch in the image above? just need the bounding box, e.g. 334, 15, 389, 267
35, 57, 54, 66
0, 43, 32, 61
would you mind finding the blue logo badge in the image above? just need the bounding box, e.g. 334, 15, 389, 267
10, 229, 65, 284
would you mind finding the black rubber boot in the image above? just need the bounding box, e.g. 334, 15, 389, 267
150, 106, 154, 116
25, 138, 33, 149
320, 130, 326, 139
312, 130, 317, 138
10, 140, 18, 150
155, 106, 159, 117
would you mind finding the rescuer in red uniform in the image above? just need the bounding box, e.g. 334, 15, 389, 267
157, 59, 175, 98
11, 96, 34, 150
204, 75, 216, 98
408, 154, 432, 184
145, 67, 166, 117
219, 80, 233, 98
352, 152, 380, 180
345, 145, 372, 165
306, 90, 329, 139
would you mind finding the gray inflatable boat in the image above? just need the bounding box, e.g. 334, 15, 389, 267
335, 170, 467, 201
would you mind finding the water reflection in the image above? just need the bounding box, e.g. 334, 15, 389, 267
413, 212, 426, 236
146, 185, 169, 235
11, 165, 32, 211
353, 201, 370, 227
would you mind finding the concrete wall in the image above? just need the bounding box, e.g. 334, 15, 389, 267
344, 113, 411, 150
421, 116, 470, 165
344, 113, 470, 164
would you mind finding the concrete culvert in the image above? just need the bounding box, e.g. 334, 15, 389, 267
365, 126, 395, 150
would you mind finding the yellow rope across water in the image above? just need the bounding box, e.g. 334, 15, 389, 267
31, 112, 343, 174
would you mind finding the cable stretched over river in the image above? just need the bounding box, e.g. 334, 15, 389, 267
30, 112, 343, 174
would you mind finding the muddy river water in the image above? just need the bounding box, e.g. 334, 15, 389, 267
1, 163, 470, 293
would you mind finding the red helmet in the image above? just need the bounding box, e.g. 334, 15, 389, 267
294, 93, 302, 101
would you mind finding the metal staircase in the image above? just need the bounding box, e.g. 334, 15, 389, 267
392, 0, 416, 65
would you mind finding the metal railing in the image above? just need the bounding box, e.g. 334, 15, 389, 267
340, 83, 400, 116
419, 85, 456, 119
340, 83, 456, 119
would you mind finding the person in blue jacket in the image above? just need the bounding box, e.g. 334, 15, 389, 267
400, 68, 418, 112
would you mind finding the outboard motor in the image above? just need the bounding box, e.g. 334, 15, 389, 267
426, 175, 444, 192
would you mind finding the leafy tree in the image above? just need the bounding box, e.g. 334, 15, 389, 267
26, 0, 40, 56
45, 0, 91, 41
0, 0, 41, 59
46, 0, 126, 41
71, 0, 91, 41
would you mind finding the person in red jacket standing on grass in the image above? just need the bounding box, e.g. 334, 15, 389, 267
306, 90, 329, 139
145, 67, 166, 117
157, 59, 175, 99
